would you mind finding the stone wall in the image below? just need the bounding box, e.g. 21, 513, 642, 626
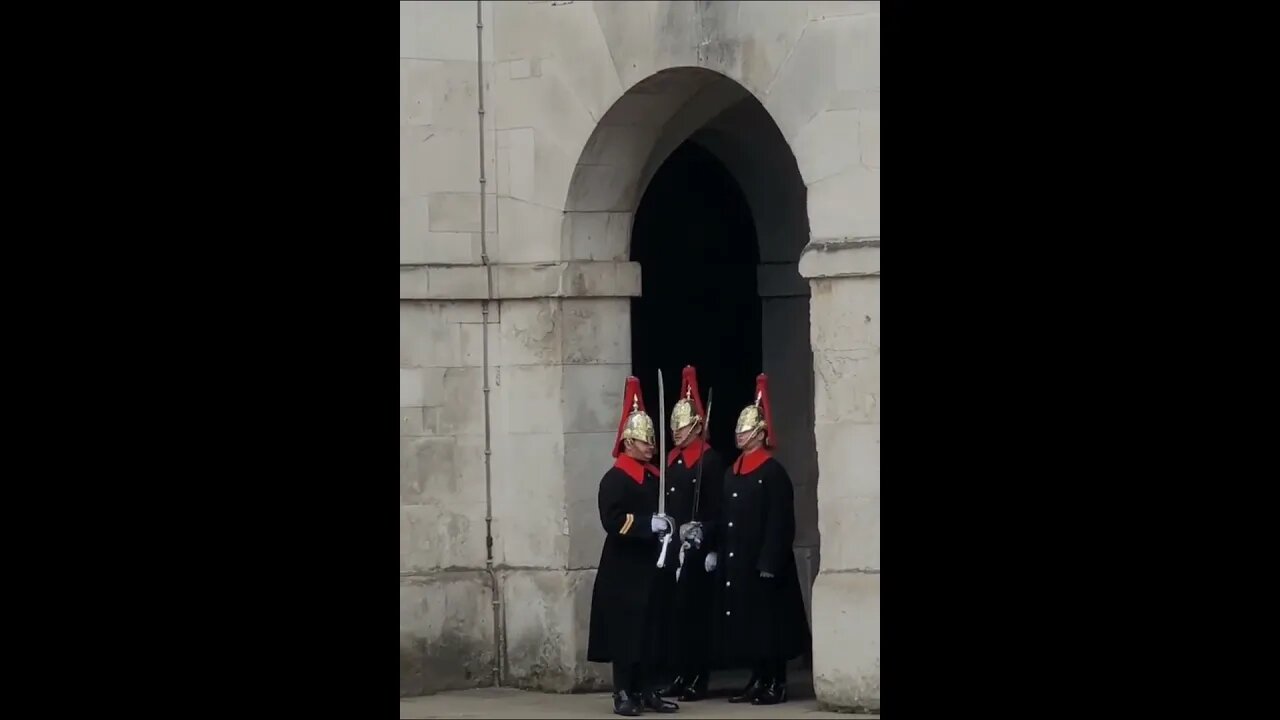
401, 1, 879, 709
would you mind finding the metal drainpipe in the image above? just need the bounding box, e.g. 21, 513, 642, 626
476, 0, 505, 688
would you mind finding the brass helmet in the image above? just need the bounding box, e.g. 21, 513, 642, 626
613, 376, 655, 456
734, 374, 775, 447
670, 365, 706, 433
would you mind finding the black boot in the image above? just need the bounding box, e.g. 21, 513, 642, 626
657, 675, 685, 697
613, 690, 642, 717
677, 673, 708, 702
641, 690, 680, 713
751, 678, 789, 705
728, 674, 762, 703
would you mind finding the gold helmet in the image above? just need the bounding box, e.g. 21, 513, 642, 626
670, 365, 706, 433
613, 376, 655, 456
734, 374, 775, 447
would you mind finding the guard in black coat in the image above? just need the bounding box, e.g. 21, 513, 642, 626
653, 366, 725, 702
587, 375, 680, 717
713, 373, 812, 706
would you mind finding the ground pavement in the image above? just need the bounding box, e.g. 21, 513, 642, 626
401, 671, 875, 719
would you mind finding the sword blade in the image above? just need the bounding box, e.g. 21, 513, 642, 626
691, 388, 713, 520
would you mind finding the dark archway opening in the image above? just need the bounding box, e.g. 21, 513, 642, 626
630, 139, 762, 459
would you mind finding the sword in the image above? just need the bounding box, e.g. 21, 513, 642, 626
656, 368, 672, 568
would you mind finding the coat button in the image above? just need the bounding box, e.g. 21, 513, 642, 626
725, 581, 731, 587
725, 610, 731, 616
729, 552, 734, 557
728, 522, 734, 527
732, 492, 738, 498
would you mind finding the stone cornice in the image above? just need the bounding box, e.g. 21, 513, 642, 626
799, 237, 881, 280
400, 261, 642, 300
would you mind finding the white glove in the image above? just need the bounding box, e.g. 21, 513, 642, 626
651, 514, 674, 535
679, 521, 704, 547
705, 552, 718, 572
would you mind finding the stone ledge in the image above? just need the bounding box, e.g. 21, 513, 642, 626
401, 262, 642, 300
799, 237, 880, 280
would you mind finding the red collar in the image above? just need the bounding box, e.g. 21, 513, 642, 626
733, 447, 772, 475
615, 454, 660, 485
667, 438, 710, 468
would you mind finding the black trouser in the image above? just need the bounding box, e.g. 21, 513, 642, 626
613, 661, 646, 694
754, 657, 787, 684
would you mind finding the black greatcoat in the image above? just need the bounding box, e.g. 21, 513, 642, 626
712, 449, 812, 667
587, 454, 665, 666
653, 438, 725, 674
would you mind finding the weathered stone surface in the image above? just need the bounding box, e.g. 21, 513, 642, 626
492, 432, 567, 568
439, 367, 487, 436
807, 168, 880, 240
561, 211, 631, 262
401, 499, 489, 572
401, 263, 642, 301
490, 60, 598, 164
498, 364, 563, 434
500, 570, 578, 692
561, 299, 629, 364
791, 110, 863, 186
808, 275, 879, 351
813, 349, 879, 425
499, 299, 561, 366
496, 197, 563, 263
703, 0, 812, 99
815, 421, 880, 500
561, 363, 629, 434
811, 572, 880, 711
400, 367, 447, 408
814, 494, 879, 572
563, 431, 615, 570
400, 0, 492, 62
401, 302, 462, 368
400, 572, 496, 695
426, 192, 500, 233
808, 1, 881, 21
592, 0, 700, 92
399, 60, 497, 135
802, 241, 881, 283
401, 127, 497, 199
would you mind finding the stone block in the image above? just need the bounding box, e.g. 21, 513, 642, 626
563, 211, 630, 262
460, 321, 500, 368
401, 302, 463, 368
400, 433, 488, 505
495, 197, 563, 263
499, 299, 561, 366
399, 0, 492, 62
792, 109, 862, 186
401, 127, 496, 200
491, 431, 567, 568
399, 59, 497, 134
814, 348, 880, 425
859, 109, 880, 169
401, 231, 476, 266
811, 572, 880, 712
498, 364, 564, 434
704, 0, 812, 99
561, 298, 630, 364
592, 0, 700, 92
807, 167, 880, 240
400, 367, 447, 408
765, 18, 840, 144
562, 260, 642, 298
490, 60, 597, 164
815, 420, 880, 501
427, 192, 500, 233
564, 431, 614, 570
809, 275, 880, 351
565, 163, 636, 213
815, 494, 879, 573
438, 366, 487, 436
400, 572, 496, 696
442, 301, 491, 325
561, 363, 629, 434
400, 500, 489, 572
499, 569, 578, 692
496, 128, 535, 201
833, 13, 880, 98
401, 406, 427, 437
